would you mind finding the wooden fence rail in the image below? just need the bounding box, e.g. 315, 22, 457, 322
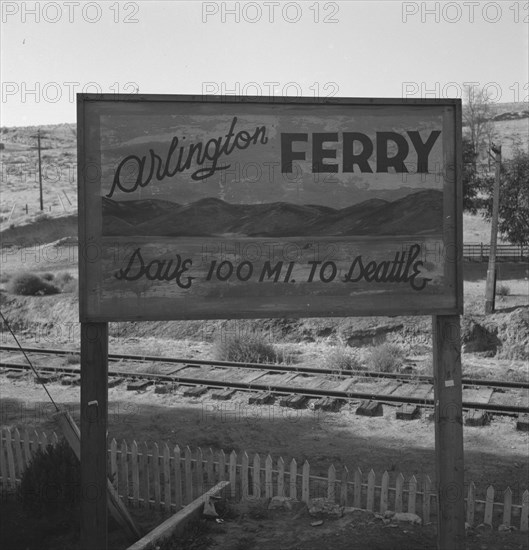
1, 428, 527, 531
463, 243, 528, 262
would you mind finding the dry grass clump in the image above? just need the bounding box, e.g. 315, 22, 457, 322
214, 331, 278, 364
497, 284, 511, 297
7, 272, 59, 296
367, 343, 406, 373
324, 346, 363, 371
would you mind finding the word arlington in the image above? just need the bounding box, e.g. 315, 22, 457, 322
107, 117, 441, 197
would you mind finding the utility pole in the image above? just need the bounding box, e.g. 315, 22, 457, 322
37, 129, 43, 211
484, 143, 501, 313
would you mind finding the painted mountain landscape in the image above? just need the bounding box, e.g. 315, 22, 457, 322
102, 189, 443, 237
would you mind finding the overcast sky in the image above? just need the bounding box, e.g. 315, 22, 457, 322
1, 0, 527, 126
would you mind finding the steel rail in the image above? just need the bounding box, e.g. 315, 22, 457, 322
1, 360, 527, 416
1, 344, 527, 390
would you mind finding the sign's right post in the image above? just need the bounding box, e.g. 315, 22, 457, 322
432, 314, 465, 550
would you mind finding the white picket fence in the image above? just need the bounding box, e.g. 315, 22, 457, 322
1, 427, 527, 531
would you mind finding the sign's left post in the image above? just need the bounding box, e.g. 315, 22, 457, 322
80, 322, 109, 550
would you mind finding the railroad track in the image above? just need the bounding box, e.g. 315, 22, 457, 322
1, 345, 528, 417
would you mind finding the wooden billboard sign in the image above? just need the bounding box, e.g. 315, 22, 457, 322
78, 95, 462, 322
77, 95, 464, 550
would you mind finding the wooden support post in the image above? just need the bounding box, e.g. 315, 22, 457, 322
81, 322, 109, 550
432, 315, 465, 550
485, 144, 501, 313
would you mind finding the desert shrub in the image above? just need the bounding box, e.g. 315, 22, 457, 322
7, 271, 59, 295
367, 343, 406, 373
324, 347, 363, 371
214, 331, 278, 363
19, 439, 80, 534
41, 272, 54, 281
55, 271, 77, 293
497, 284, 511, 297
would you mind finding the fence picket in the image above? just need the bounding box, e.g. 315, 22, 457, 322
277, 457, 285, 498
423, 475, 432, 524
327, 464, 336, 502
302, 461, 310, 503
229, 451, 237, 498
340, 466, 349, 507
395, 473, 404, 512
185, 446, 193, 504
466, 481, 476, 526
380, 471, 389, 514
366, 470, 375, 512
241, 452, 249, 499
521, 490, 529, 531
121, 440, 129, 502
153, 443, 161, 509
354, 468, 362, 508
206, 448, 215, 488
253, 454, 261, 498
196, 447, 204, 496
0, 431, 7, 484
110, 439, 118, 491
173, 445, 182, 510
484, 485, 494, 526
289, 459, 297, 500
502, 487, 512, 527
13, 429, 24, 479
163, 444, 171, 512
40, 431, 48, 450
218, 450, 226, 482
4, 430, 14, 488
408, 475, 417, 514
23, 429, 31, 467
51, 432, 59, 445
265, 454, 273, 499
31, 430, 39, 456
131, 441, 140, 507
140, 442, 150, 508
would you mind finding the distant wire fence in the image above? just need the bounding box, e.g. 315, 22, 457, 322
463, 244, 528, 263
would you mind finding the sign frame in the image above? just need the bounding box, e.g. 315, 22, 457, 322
77, 94, 463, 323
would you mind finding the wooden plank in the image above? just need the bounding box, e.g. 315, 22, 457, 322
121, 440, 129, 502
265, 454, 273, 498
520, 490, 529, 531
356, 400, 383, 417
241, 452, 249, 499
153, 443, 161, 509
173, 445, 182, 511
464, 409, 490, 427
302, 461, 310, 503
163, 444, 171, 513
126, 481, 230, 550
396, 404, 420, 420
484, 485, 494, 526
395, 473, 404, 513
327, 464, 336, 502
353, 468, 362, 508
289, 459, 297, 500
279, 394, 308, 409
23, 429, 31, 467
229, 451, 237, 498
340, 466, 349, 507
253, 454, 261, 498
131, 441, 140, 507
277, 456, 284, 497
248, 391, 274, 405
182, 386, 208, 398
140, 443, 149, 508
126, 380, 152, 391
502, 487, 512, 527
380, 471, 389, 514
185, 447, 193, 503
366, 470, 375, 512
218, 449, 226, 482
408, 475, 417, 514
0, 430, 7, 485
206, 448, 215, 488
466, 481, 475, 527
80, 321, 109, 550
432, 315, 465, 550
13, 429, 24, 480
211, 388, 235, 400
196, 447, 204, 496
110, 439, 118, 491
462, 387, 494, 405
516, 414, 529, 432
423, 475, 432, 524
5, 428, 16, 487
